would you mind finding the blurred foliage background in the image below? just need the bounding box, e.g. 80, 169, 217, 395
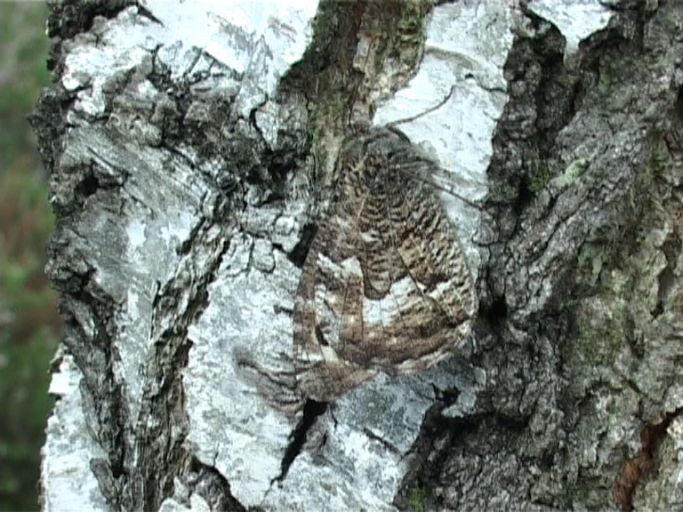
0, 2, 61, 510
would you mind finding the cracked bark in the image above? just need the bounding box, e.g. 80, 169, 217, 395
34, 0, 683, 511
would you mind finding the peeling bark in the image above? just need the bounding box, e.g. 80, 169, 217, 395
33, 0, 683, 511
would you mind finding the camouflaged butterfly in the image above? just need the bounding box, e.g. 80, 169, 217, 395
293, 128, 478, 402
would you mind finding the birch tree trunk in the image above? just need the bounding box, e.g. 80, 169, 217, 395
32, 0, 683, 510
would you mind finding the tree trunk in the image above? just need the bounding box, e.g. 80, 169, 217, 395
32, 0, 683, 510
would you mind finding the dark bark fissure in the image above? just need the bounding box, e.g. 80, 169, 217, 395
397, 407, 532, 511
287, 222, 318, 268
276, 399, 328, 482
47, 0, 132, 40
614, 408, 683, 512
653, 216, 681, 318
29, 89, 71, 177
185, 460, 248, 512
53, 271, 129, 509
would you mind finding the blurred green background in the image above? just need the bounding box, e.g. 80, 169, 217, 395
0, 2, 62, 510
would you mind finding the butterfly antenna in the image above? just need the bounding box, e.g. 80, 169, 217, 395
385, 85, 456, 129
395, 163, 482, 210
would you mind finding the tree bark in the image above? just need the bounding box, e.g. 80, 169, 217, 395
33, 0, 683, 510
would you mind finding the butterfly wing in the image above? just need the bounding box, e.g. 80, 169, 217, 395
292, 158, 378, 402
293, 129, 477, 401
383, 164, 477, 373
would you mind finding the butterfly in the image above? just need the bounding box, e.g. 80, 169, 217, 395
293, 127, 478, 402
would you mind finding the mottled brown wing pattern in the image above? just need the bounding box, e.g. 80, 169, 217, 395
293, 129, 477, 402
